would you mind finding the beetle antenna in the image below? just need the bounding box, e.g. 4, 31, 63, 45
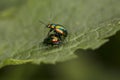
39, 20, 46, 25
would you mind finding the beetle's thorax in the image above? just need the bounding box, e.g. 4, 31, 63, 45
50, 24, 56, 28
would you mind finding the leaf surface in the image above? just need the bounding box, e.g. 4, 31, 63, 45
0, 0, 120, 68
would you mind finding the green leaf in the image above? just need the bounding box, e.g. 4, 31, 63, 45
0, 0, 120, 68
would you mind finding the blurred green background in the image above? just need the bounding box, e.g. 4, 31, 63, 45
0, 0, 120, 80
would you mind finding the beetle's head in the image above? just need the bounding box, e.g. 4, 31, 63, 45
46, 24, 55, 28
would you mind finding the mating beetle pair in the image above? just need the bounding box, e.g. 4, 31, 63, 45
40, 21, 68, 46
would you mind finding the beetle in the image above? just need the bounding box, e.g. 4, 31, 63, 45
43, 34, 62, 46
46, 24, 68, 41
